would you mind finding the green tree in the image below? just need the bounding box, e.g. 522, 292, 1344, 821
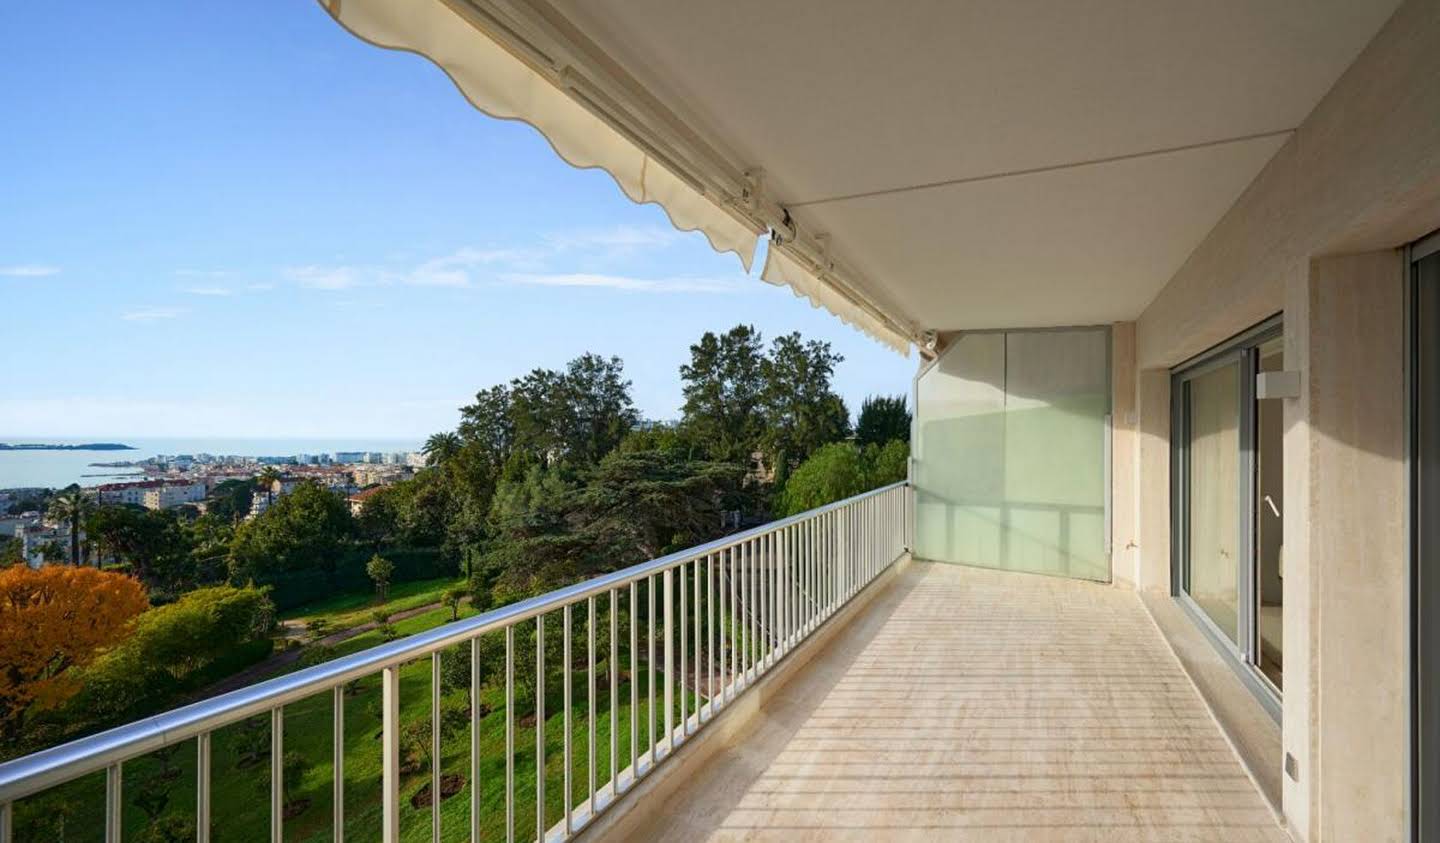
366, 554, 395, 601
0, 537, 22, 568
45, 485, 95, 566
679, 324, 767, 465
255, 466, 282, 509
855, 395, 911, 446
863, 439, 910, 488
760, 333, 850, 482
86, 505, 188, 590
206, 478, 256, 524
422, 431, 462, 467
778, 442, 867, 515
574, 449, 742, 561
442, 586, 466, 621
227, 482, 352, 585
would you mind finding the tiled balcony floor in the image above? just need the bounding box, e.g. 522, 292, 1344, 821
618, 560, 1288, 842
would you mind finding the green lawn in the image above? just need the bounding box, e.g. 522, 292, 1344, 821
280, 577, 467, 633
15, 599, 729, 843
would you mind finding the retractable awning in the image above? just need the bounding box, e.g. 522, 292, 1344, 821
321, 0, 918, 355
321, 0, 1399, 356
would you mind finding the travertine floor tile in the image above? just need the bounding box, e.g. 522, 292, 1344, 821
618, 562, 1288, 842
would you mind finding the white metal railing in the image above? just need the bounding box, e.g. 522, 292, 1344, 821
0, 481, 911, 843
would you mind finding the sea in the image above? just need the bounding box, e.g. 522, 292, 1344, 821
0, 437, 423, 491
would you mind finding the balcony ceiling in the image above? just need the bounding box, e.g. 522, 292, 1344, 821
544, 0, 1399, 331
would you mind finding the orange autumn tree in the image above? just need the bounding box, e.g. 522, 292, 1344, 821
0, 566, 148, 740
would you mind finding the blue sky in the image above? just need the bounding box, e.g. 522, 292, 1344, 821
0, 3, 913, 439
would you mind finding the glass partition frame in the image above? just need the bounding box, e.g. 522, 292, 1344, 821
912, 326, 1112, 581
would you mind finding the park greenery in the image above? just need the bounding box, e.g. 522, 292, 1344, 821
0, 324, 909, 841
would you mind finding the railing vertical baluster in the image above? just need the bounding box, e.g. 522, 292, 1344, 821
663, 567, 674, 752
332, 688, 344, 843
807, 516, 815, 632
587, 595, 596, 812
629, 582, 638, 781
776, 530, 784, 656
105, 762, 122, 843
824, 512, 831, 615
431, 653, 441, 843
646, 576, 655, 765
470, 637, 481, 843
728, 546, 737, 699
382, 667, 401, 843
271, 706, 284, 843
197, 731, 211, 843
787, 527, 795, 649
692, 558, 702, 723
741, 539, 750, 682
536, 614, 546, 842
707, 553, 714, 707
679, 561, 688, 734
767, 531, 774, 668
563, 603, 573, 835
717, 548, 727, 702
506, 626, 515, 843
609, 589, 617, 799
0, 800, 9, 843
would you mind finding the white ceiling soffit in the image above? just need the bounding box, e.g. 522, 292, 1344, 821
318, 0, 919, 355
543, 0, 1401, 332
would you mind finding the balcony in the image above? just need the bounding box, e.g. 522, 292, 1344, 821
0, 481, 1285, 842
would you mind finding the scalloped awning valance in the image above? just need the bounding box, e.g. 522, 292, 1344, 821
319, 0, 915, 356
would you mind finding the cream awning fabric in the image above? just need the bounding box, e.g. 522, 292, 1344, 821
761, 246, 911, 356
320, 0, 760, 270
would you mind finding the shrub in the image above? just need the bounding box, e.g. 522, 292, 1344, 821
65, 586, 274, 726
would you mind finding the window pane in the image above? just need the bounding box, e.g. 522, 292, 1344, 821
1186, 362, 1240, 644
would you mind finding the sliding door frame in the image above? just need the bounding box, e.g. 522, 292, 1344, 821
1409, 229, 1440, 843
1171, 314, 1283, 722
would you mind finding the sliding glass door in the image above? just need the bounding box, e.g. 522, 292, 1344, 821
1173, 318, 1283, 710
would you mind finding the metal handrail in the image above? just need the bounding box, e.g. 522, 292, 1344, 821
0, 480, 912, 842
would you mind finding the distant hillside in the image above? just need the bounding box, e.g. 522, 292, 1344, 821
0, 443, 136, 451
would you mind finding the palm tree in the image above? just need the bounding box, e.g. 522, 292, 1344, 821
255, 466, 282, 509
422, 432, 461, 467
47, 485, 96, 566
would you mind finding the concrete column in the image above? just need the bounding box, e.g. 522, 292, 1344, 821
1288, 251, 1406, 841
1110, 321, 1139, 589
1135, 367, 1171, 593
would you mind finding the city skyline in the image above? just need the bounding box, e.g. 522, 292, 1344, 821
0, 4, 912, 440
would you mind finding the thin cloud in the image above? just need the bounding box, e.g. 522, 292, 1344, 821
121, 306, 186, 321
284, 265, 361, 291
545, 224, 681, 253
180, 286, 233, 297
505, 273, 744, 293
0, 264, 61, 278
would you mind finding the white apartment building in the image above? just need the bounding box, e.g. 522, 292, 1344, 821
16, 522, 75, 569
93, 482, 154, 507
141, 482, 206, 511
352, 465, 406, 488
